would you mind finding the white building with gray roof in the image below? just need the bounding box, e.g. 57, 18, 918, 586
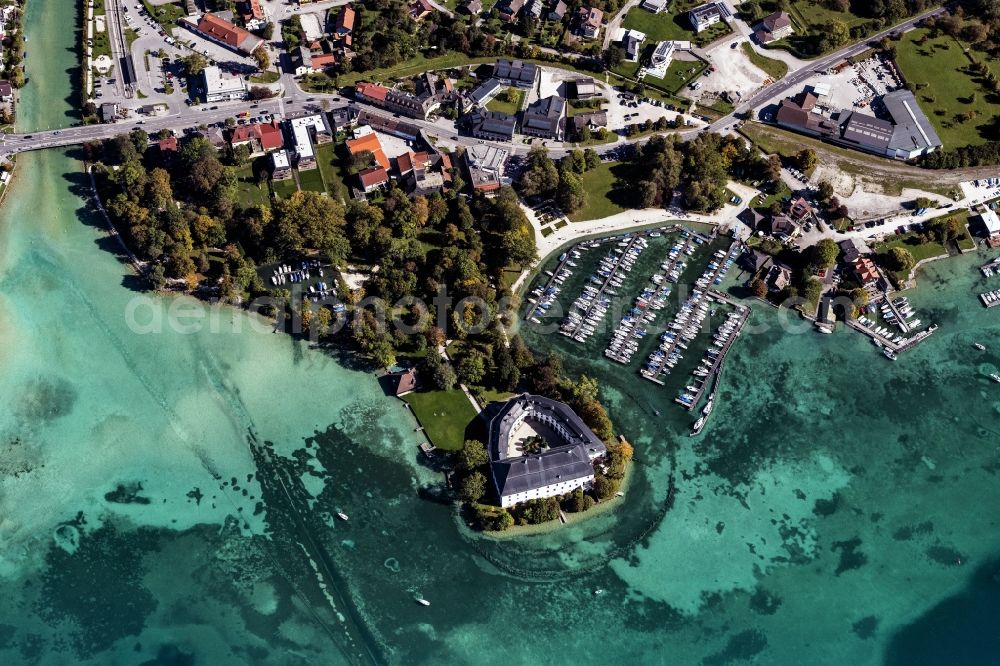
488, 394, 607, 508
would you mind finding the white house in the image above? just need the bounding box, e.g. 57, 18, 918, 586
202, 65, 247, 103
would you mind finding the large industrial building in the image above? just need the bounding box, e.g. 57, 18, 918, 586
773, 87, 942, 160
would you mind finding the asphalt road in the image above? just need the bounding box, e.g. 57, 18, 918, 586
0, 5, 948, 160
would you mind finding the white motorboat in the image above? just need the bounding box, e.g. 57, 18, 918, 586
974, 343, 986, 351
416, 598, 431, 607
337, 512, 349, 521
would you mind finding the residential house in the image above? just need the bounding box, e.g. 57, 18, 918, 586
493, 59, 539, 88
852, 257, 879, 286
203, 65, 248, 102
299, 12, 325, 42
788, 196, 814, 221
650, 40, 675, 67
769, 214, 800, 240
396, 150, 450, 196
295, 46, 336, 75
576, 6, 603, 39
356, 110, 421, 141
334, 5, 356, 34
521, 95, 565, 140
463, 144, 508, 193
354, 80, 446, 120
100, 102, 119, 123
468, 78, 503, 109
739, 248, 772, 274
189, 13, 264, 55
329, 105, 358, 131
571, 110, 607, 135
620, 29, 646, 62
468, 109, 517, 142
838, 238, 871, 264
358, 166, 390, 194
157, 136, 178, 164
346, 131, 391, 171
496, 0, 526, 23
199, 126, 228, 149
548, 0, 567, 21
737, 207, 766, 232
0, 80, 13, 103
977, 208, 1000, 238
388, 367, 419, 396
765, 262, 792, 292
238, 0, 267, 30
459, 0, 483, 14
410, 0, 435, 20
288, 113, 333, 170
271, 149, 292, 180
230, 120, 285, 157
754, 10, 793, 43
688, 2, 722, 33
640, 0, 668, 12
571, 77, 598, 99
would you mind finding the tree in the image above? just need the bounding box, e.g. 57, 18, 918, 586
457, 349, 487, 385
817, 180, 834, 202
604, 45, 625, 70
593, 475, 619, 500
751, 278, 768, 298
252, 47, 271, 71
556, 170, 587, 213
637, 180, 658, 209
423, 351, 456, 390
182, 53, 208, 77
518, 147, 559, 197
797, 148, 817, 173
459, 471, 487, 503
458, 440, 489, 470
810, 238, 839, 269
887, 246, 915, 272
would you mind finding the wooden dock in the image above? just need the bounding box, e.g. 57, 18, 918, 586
846, 318, 938, 353
979, 290, 1000, 308
563, 234, 645, 339
678, 301, 751, 411
880, 296, 910, 334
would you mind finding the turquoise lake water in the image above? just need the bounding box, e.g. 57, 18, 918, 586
1, 1, 999, 663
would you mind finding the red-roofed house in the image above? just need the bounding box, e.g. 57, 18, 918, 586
192, 13, 264, 55
335, 5, 356, 34
346, 132, 390, 170
158, 136, 178, 153
358, 166, 389, 194
355, 82, 389, 104
230, 121, 285, 156
852, 257, 879, 285
410, 0, 434, 19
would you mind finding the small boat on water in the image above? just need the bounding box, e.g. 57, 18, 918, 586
593, 589, 605, 595
416, 598, 431, 607
337, 512, 349, 521
884, 349, 897, 361
690, 416, 706, 436
991, 373, 1000, 383
974, 342, 986, 351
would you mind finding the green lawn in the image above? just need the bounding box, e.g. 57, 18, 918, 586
250, 70, 281, 84
622, 1, 733, 45
271, 177, 299, 199
142, 0, 185, 35
875, 232, 949, 278
741, 42, 788, 80
486, 88, 524, 116
297, 166, 326, 193
234, 161, 270, 208
895, 28, 998, 150
315, 142, 349, 201
567, 162, 629, 222
403, 389, 479, 451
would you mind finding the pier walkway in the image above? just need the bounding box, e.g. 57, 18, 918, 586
846, 319, 938, 353
564, 234, 645, 339
676, 296, 751, 410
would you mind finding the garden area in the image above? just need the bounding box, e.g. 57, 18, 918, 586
486, 87, 524, 116
566, 161, 630, 222
741, 42, 787, 80
142, 0, 185, 36
622, 1, 733, 47
894, 28, 1000, 150
403, 388, 480, 451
